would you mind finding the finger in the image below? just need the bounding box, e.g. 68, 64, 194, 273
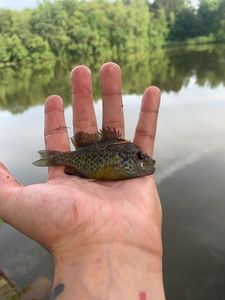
71, 66, 97, 135
0, 162, 22, 189
0, 164, 40, 242
100, 62, 125, 138
0, 162, 22, 221
133, 87, 161, 156
44, 95, 70, 179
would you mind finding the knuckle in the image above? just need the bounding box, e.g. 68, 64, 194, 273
135, 128, 155, 141
45, 106, 64, 115
141, 108, 159, 115
74, 118, 97, 132
45, 126, 67, 137
103, 120, 123, 129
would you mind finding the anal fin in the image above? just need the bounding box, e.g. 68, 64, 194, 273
64, 166, 87, 178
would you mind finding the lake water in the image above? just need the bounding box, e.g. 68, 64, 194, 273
0, 44, 225, 299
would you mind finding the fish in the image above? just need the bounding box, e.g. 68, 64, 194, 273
33, 127, 156, 180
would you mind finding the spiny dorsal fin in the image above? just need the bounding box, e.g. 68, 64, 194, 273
72, 127, 125, 148
101, 127, 122, 141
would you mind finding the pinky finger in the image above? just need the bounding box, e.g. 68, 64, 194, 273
133, 87, 161, 156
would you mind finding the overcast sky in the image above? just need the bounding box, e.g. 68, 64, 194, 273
0, 0, 200, 10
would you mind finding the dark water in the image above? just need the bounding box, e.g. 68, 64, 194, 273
0, 44, 225, 299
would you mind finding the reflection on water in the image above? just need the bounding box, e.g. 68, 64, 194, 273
161, 151, 225, 299
1, 44, 225, 113
0, 44, 225, 299
0, 225, 53, 288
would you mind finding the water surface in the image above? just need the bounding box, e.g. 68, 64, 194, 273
0, 44, 225, 299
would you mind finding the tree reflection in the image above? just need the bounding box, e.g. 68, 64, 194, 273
1, 44, 225, 113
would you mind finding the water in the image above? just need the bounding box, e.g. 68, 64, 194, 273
0, 44, 225, 299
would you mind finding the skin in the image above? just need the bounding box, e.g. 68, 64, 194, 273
0, 63, 165, 300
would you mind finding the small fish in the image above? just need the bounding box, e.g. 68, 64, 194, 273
33, 128, 156, 180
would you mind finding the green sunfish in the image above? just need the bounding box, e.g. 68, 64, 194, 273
33, 128, 156, 180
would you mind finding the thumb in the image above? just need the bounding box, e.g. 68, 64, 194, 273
0, 162, 22, 221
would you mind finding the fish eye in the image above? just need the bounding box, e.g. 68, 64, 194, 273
135, 151, 144, 160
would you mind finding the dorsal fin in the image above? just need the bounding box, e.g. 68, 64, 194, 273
71, 127, 124, 148
71, 131, 101, 148
100, 127, 122, 141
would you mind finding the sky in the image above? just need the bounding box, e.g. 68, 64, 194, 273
0, 0, 200, 10
0, 0, 38, 10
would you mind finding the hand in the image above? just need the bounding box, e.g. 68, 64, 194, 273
0, 63, 164, 300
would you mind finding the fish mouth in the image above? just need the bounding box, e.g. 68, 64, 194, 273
151, 159, 156, 166
143, 159, 156, 175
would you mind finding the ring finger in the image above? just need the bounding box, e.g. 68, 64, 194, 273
100, 62, 125, 138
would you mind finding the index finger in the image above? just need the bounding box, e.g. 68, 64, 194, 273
133, 87, 161, 156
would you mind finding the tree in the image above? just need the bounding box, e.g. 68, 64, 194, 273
149, 8, 168, 47
197, 0, 220, 35
30, 0, 70, 57
213, 0, 225, 41
0, 34, 28, 65
170, 7, 199, 40
151, 0, 191, 15
0, 9, 14, 34
151, 0, 192, 40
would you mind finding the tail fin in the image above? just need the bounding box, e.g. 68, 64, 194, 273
32, 150, 60, 167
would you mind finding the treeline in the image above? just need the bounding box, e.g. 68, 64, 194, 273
159, 0, 225, 42
0, 0, 168, 67
0, 0, 225, 67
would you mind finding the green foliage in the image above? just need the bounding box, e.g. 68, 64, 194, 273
0, 0, 169, 67
169, 6, 199, 41
149, 8, 169, 47
31, 1, 70, 57
65, 1, 112, 63
197, 0, 219, 36
1, 1, 225, 116
168, 0, 225, 42
185, 34, 216, 44
0, 7, 54, 66
0, 34, 28, 65
0, 9, 14, 34
0, 0, 225, 69
152, 0, 190, 15
213, 0, 225, 41
24, 34, 55, 66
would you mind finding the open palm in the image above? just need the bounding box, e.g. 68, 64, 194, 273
0, 63, 162, 262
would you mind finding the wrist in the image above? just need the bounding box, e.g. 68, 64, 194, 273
51, 243, 165, 300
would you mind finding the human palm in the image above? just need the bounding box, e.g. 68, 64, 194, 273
0, 63, 161, 260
